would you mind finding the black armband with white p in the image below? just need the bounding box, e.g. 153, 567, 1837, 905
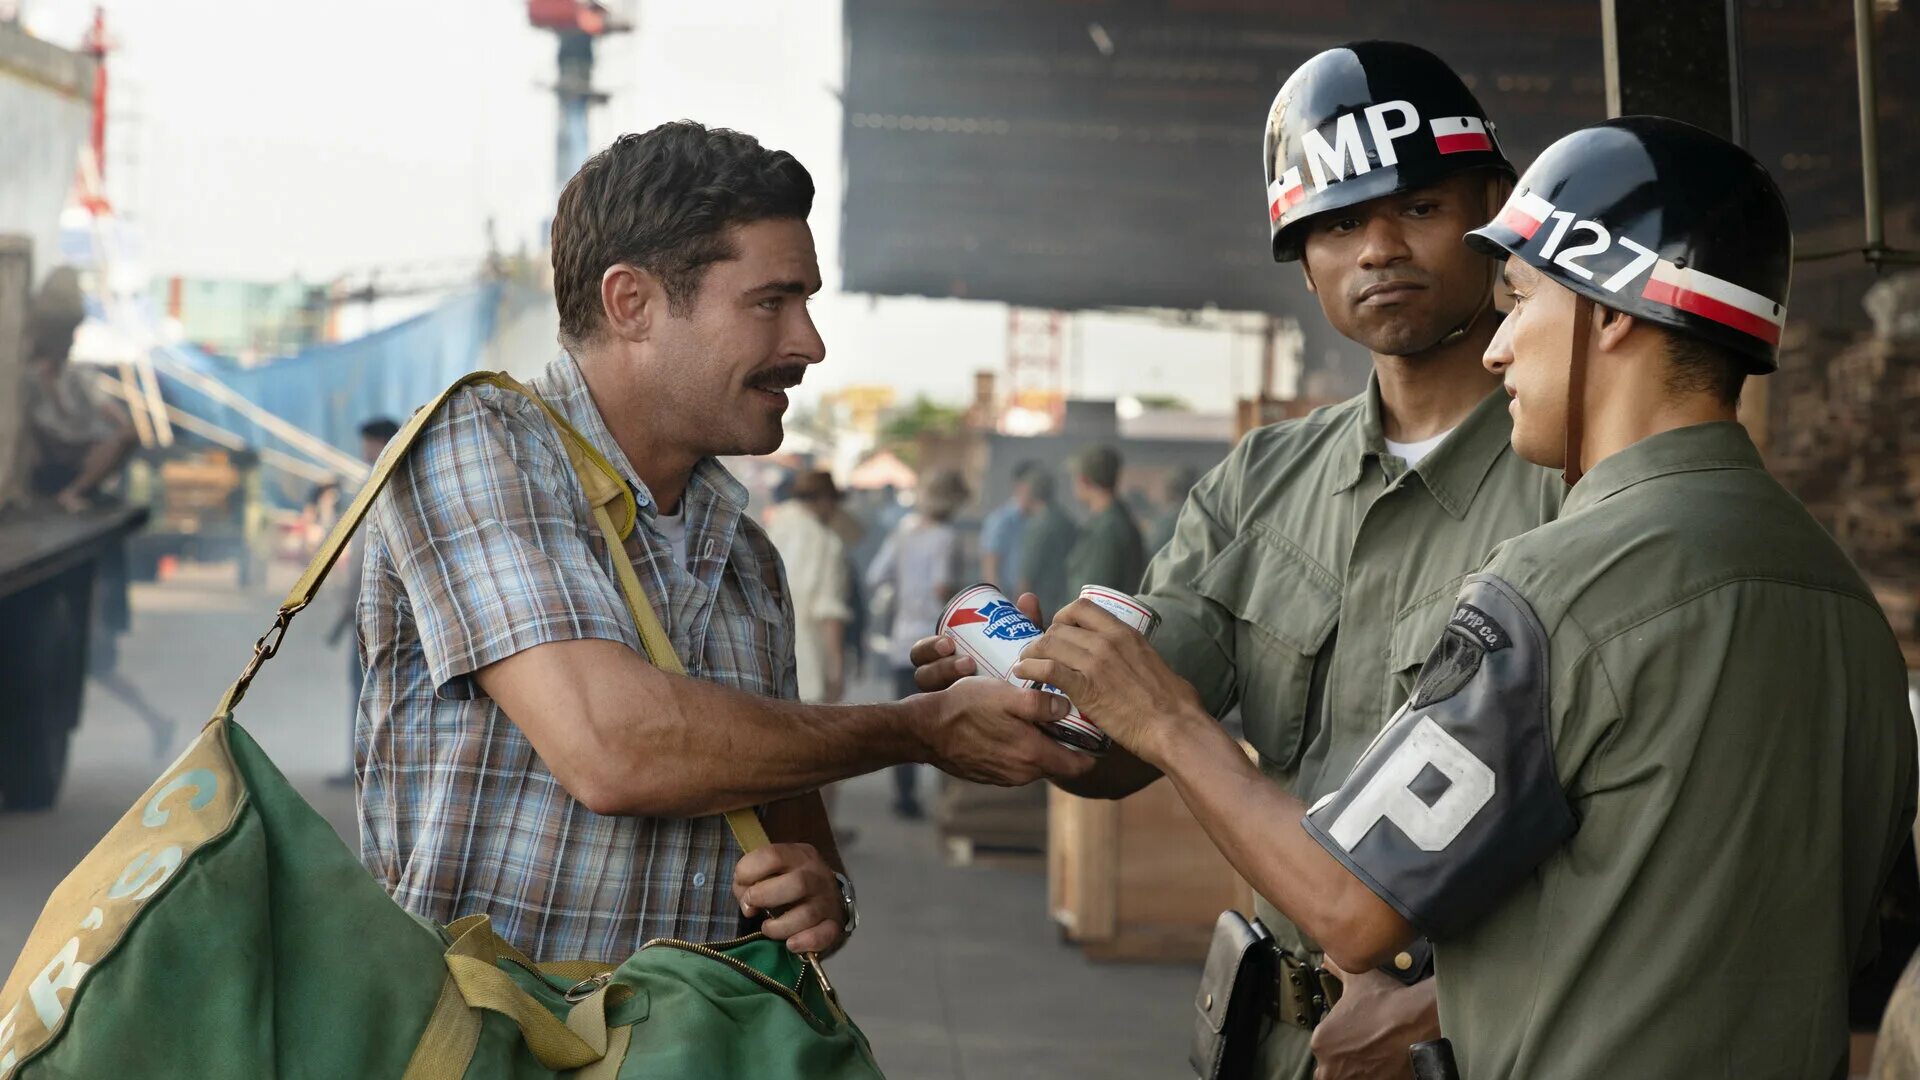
1302, 574, 1577, 939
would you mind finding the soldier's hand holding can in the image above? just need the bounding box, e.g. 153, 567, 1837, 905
1009, 597, 1208, 768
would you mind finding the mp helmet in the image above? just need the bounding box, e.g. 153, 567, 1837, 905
1264, 41, 1513, 262
1466, 115, 1792, 372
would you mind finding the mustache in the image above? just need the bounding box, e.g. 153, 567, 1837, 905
746, 364, 808, 392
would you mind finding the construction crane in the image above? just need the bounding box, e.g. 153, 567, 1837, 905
526, 1, 631, 191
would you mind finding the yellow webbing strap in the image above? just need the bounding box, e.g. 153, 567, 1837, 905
397, 975, 481, 1080
574, 1024, 634, 1080
589, 502, 771, 854
402, 916, 632, 1079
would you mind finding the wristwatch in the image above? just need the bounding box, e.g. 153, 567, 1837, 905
833, 872, 859, 937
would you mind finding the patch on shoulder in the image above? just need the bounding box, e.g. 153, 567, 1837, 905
1447, 602, 1511, 652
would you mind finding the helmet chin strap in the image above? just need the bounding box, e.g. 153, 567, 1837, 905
1431, 173, 1509, 351
1562, 299, 1595, 487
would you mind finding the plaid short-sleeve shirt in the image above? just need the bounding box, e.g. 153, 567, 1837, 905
355, 352, 798, 961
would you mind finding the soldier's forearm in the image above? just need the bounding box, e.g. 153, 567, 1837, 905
1154, 713, 1416, 972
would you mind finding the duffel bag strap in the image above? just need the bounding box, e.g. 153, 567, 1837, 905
502, 374, 772, 856
402, 915, 636, 1080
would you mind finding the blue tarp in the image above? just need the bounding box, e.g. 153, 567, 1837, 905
157, 283, 502, 466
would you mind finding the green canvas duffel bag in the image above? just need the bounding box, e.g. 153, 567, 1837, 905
0, 372, 882, 1079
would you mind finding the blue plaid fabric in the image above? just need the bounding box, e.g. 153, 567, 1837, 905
355, 352, 798, 962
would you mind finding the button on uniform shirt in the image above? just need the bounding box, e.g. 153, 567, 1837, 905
1140, 376, 1562, 1079
1307, 422, 1918, 1080
356, 352, 798, 962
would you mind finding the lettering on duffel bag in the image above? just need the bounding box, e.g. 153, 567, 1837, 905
0, 721, 244, 1076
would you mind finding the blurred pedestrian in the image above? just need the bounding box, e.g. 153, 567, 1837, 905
326, 417, 400, 788
979, 459, 1040, 589
866, 468, 970, 819
24, 267, 137, 513
1146, 464, 1202, 557
23, 267, 172, 755
1065, 445, 1146, 595
1014, 466, 1076, 620
765, 470, 852, 704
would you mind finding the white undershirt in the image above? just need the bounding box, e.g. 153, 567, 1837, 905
654, 504, 689, 570
1384, 428, 1454, 468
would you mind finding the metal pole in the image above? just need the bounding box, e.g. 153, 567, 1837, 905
1854, 0, 1884, 255
1725, 0, 1747, 146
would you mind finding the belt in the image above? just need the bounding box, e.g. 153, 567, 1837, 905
1272, 947, 1344, 1030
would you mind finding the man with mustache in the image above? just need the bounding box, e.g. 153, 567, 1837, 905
916, 42, 1561, 1078
356, 122, 1091, 966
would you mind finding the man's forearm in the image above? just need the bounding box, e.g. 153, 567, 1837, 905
478, 639, 930, 820
1153, 713, 1414, 972
604, 668, 926, 816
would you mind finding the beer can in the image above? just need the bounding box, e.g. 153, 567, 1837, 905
1076, 584, 1161, 639
937, 584, 1160, 755
1025, 586, 1161, 752
938, 584, 1107, 753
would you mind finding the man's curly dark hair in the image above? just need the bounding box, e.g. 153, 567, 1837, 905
551, 121, 814, 349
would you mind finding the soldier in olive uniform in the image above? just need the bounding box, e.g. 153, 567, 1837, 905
1016, 467, 1080, 619
919, 42, 1560, 1078
1014, 118, 1917, 1079
1064, 445, 1147, 595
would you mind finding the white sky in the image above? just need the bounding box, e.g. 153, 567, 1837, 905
22, 0, 1265, 410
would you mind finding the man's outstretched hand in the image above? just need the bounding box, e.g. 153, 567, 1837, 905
914, 675, 1094, 786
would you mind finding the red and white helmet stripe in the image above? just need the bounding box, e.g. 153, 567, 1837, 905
1641, 260, 1785, 346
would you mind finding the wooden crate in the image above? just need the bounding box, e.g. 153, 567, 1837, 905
1048, 779, 1254, 963
935, 776, 1048, 859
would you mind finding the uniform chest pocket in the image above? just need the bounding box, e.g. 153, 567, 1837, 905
1193, 528, 1340, 771
1388, 578, 1467, 710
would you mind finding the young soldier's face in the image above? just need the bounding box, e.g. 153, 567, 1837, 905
1483, 256, 1573, 467
1298, 172, 1498, 358
652, 218, 826, 456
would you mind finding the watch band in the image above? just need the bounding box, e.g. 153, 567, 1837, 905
833, 872, 859, 935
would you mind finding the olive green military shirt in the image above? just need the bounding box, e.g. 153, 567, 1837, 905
1065, 500, 1147, 596
1139, 376, 1562, 1076
1362, 422, 1917, 1079
1018, 501, 1079, 617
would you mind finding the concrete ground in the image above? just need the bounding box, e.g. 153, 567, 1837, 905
0, 562, 1199, 1079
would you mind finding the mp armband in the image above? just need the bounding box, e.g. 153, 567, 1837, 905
1303, 574, 1576, 938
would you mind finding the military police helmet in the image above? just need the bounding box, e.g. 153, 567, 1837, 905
1466, 116, 1792, 373
1264, 41, 1513, 262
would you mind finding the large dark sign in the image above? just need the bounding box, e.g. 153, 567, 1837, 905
840, 0, 1606, 318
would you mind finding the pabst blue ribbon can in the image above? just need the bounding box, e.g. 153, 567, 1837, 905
1075, 584, 1162, 641
937, 584, 1160, 754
